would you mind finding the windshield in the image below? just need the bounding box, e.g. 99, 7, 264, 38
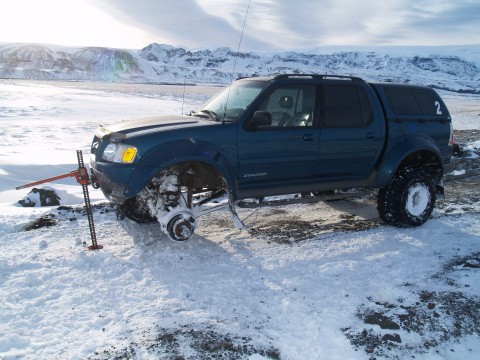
195, 80, 266, 121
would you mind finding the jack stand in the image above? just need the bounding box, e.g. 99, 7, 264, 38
16, 150, 102, 250
76, 150, 102, 250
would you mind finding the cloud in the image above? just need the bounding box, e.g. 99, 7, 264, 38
86, 0, 480, 50
87, 0, 271, 50
396, 0, 480, 44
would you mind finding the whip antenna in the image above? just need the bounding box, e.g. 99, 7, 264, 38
230, 0, 251, 84
222, 0, 252, 123
181, 61, 188, 115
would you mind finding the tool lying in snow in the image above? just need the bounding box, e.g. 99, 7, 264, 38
16, 150, 102, 250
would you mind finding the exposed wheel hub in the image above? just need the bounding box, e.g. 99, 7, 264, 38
160, 208, 196, 242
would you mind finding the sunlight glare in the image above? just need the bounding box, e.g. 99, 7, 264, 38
0, 0, 153, 49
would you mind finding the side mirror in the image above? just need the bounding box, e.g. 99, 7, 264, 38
247, 111, 272, 130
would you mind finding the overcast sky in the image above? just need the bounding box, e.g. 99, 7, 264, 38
1, 0, 479, 51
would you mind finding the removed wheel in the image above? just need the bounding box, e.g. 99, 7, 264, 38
377, 166, 436, 227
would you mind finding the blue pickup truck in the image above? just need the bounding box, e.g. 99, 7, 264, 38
90, 74, 454, 241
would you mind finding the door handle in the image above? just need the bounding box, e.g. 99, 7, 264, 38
366, 132, 375, 138
303, 134, 315, 141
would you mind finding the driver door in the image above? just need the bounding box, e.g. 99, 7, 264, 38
237, 85, 319, 194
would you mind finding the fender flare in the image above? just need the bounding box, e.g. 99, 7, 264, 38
123, 139, 237, 199
375, 135, 443, 188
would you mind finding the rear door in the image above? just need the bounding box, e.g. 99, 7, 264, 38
317, 81, 385, 180
237, 84, 319, 193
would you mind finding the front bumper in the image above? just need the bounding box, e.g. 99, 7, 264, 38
90, 160, 135, 204
90, 156, 161, 205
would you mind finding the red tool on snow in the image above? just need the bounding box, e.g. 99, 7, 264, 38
16, 150, 102, 250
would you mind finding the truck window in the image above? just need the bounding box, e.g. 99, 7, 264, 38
384, 86, 447, 117
258, 85, 315, 128
198, 80, 266, 120
414, 88, 444, 116
322, 84, 372, 128
384, 86, 422, 115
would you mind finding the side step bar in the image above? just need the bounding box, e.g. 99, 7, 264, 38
236, 190, 370, 209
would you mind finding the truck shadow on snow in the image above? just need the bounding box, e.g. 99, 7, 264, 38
198, 198, 382, 244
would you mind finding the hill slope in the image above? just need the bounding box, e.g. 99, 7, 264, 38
0, 42, 479, 92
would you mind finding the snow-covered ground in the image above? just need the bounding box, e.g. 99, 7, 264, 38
0, 80, 479, 360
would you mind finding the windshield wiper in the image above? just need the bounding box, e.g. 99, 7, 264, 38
198, 109, 219, 122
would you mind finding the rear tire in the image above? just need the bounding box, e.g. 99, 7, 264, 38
377, 166, 436, 227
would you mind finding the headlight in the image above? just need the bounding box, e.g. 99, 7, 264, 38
101, 143, 137, 163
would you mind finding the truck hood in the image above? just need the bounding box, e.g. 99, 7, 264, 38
97, 115, 213, 141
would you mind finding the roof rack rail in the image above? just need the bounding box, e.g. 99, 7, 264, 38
273, 74, 364, 82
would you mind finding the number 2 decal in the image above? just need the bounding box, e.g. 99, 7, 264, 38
435, 101, 442, 115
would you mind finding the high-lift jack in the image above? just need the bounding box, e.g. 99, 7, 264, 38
16, 150, 103, 250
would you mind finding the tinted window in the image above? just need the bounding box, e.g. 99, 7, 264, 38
323, 84, 372, 128
385, 86, 445, 116
359, 86, 373, 125
414, 88, 443, 116
384, 86, 423, 115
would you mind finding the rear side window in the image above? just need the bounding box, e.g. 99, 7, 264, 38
414, 88, 444, 116
323, 84, 373, 128
385, 86, 443, 116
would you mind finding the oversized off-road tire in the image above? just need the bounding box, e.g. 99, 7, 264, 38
117, 196, 157, 223
377, 166, 436, 227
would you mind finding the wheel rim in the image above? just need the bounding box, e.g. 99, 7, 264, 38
406, 184, 430, 217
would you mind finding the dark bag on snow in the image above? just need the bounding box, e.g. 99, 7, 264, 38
18, 188, 61, 207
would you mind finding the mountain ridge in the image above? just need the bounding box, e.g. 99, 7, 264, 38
0, 42, 479, 93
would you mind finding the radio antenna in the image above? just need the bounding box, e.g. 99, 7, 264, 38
222, 0, 252, 123
181, 61, 188, 115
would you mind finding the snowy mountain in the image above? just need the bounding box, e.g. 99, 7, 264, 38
0, 42, 479, 92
